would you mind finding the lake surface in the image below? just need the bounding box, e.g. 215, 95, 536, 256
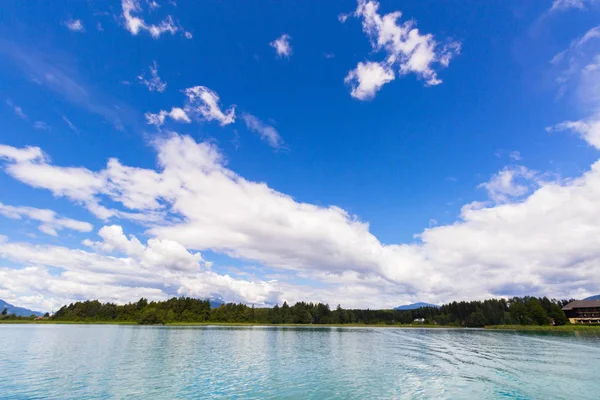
0, 325, 599, 399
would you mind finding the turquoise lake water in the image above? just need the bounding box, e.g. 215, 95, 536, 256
0, 325, 599, 399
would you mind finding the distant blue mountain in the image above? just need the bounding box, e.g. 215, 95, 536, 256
395, 302, 439, 310
0, 299, 43, 317
584, 294, 600, 300
209, 299, 225, 308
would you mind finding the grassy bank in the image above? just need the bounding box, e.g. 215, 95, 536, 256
0, 320, 456, 328
0, 320, 138, 325
3, 320, 598, 331
485, 324, 600, 332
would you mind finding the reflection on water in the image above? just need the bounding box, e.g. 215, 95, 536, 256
0, 325, 599, 399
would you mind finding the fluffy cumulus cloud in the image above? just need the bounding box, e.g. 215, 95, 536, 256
270, 34, 292, 58
2, 130, 600, 310
0, 203, 92, 236
146, 85, 234, 127
145, 107, 190, 127
345, 0, 460, 99
478, 166, 540, 204
121, 0, 184, 39
241, 113, 284, 149
344, 61, 395, 100
138, 61, 166, 92
0, 224, 281, 311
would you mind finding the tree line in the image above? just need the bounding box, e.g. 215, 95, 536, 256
39, 296, 572, 327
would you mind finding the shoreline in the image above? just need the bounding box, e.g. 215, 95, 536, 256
1, 320, 599, 331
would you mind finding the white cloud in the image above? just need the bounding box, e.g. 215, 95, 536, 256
62, 115, 78, 133
168, 107, 190, 122
183, 86, 235, 125
241, 113, 284, 149
550, 26, 600, 106
3, 133, 600, 307
138, 61, 166, 92
6, 99, 27, 119
270, 34, 292, 58
121, 0, 180, 39
548, 26, 600, 149
145, 111, 167, 126
145, 107, 191, 127
345, 61, 395, 100
64, 19, 85, 32
0, 144, 46, 163
147, 0, 160, 10
338, 13, 350, 23
33, 121, 51, 130
478, 166, 539, 204
145, 86, 234, 127
344, 0, 460, 99
547, 119, 600, 149
509, 151, 522, 161
0, 224, 280, 311
550, 0, 588, 11
0, 202, 92, 236
84, 225, 206, 272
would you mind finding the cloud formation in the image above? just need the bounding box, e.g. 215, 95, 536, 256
0, 203, 93, 236
270, 34, 292, 58
2, 131, 600, 309
242, 113, 284, 149
138, 61, 167, 92
345, 0, 460, 99
121, 0, 179, 39
0, 225, 280, 312
64, 19, 85, 32
550, 0, 588, 11
548, 26, 600, 149
146, 86, 234, 127
6, 99, 27, 119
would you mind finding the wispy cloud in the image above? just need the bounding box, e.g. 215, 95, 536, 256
549, 0, 588, 12
0, 40, 135, 130
62, 115, 79, 134
242, 113, 284, 149
33, 121, 50, 130
145, 107, 190, 127
6, 99, 27, 119
509, 151, 522, 161
146, 86, 235, 127
138, 61, 167, 92
121, 0, 186, 39
64, 19, 85, 32
0, 202, 92, 236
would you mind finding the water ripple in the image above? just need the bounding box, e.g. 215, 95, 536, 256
0, 325, 599, 399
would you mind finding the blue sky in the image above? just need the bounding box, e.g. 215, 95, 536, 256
1, 0, 600, 312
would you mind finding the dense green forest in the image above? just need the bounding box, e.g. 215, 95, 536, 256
20, 296, 572, 327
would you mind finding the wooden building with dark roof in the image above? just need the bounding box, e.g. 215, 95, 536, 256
562, 300, 600, 324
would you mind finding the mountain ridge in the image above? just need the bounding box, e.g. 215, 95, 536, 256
0, 299, 43, 317
395, 302, 439, 310
583, 294, 600, 300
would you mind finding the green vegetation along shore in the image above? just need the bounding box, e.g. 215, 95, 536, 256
3, 295, 596, 330
1, 319, 599, 332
